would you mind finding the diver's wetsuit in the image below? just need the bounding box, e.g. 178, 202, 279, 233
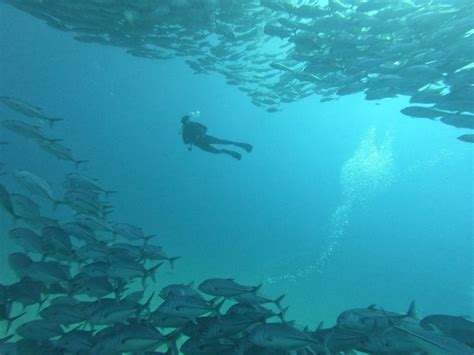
181, 121, 252, 160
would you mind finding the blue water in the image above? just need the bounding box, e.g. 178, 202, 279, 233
0, 4, 473, 331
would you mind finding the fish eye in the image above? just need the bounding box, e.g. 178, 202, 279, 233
266, 336, 273, 342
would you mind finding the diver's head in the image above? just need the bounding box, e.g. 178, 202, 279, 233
181, 115, 190, 124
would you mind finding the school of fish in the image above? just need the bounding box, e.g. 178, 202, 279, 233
3, 0, 474, 143
1, 96, 474, 353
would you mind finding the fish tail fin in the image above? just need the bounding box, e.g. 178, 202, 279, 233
141, 292, 155, 314
143, 234, 156, 246
168, 256, 181, 269
74, 160, 89, 169
6, 311, 27, 334
213, 299, 226, 321
104, 190, 118, 198
208, 296, 221, 307
48, 117, 64, 128
274, 294, 285, 310
114, 280, 128, 300
145, 262, 164, 284
37, 295, 50, 314
252, 283, 263, 293
277, 306, 289, 322
165, 329, 181, 354
53, 199, 65, 211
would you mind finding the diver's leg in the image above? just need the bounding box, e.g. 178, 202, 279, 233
221, 149, 241, 160
204, 135, 253, 153
194, 143, 222, 155
194, 143, 241, 160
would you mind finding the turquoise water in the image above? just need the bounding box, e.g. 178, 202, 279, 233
0, 1, 473, 346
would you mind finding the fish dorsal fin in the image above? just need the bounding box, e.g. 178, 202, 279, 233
285, 320, 296, 326
316, 321, 324, 331
368, 304, 378, 310
406, 300, 416, 318
187, 281, 194, 288
226, 278, 234, 281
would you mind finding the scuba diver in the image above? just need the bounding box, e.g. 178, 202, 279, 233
180, 112, 253, 160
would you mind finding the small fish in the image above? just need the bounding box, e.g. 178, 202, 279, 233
458, 134, 474, 143
70, 274, 117, 299
105, 324, 171, 352
393, 319, 473, 355
420, 314, 474, 347
337, 301, 416, 332
65, 172, 116, 197
0, 96, 63, 127
87, 293, 154, 325
2, 120, 56, 141
8, 277, 46, 310
400, 106, 444, 119
13, 169, 61, 207
38, 139, 88, 168
16, 319, 64, 341
112, 222, 155, 244
159, 282, 202, 300
198, 278, 262, 297
249, 323, 319, 351
149, 310, 191, 328
10, 193, 41, 220
75, 214, 114, 233
108, 259, 163, 287
26, 260, 72, 284
8, 252, 33, 279
62, 221, 97, 243
75, 242, 110, 262
140, 244, 180, 268
9, 227, 46, 255
56, 329, 94, 353
157, 295, 223, 324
